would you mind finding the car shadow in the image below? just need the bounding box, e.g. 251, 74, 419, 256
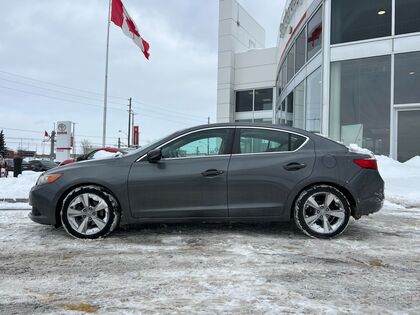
114, 221, 304, 238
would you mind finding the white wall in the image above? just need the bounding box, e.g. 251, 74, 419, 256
217, 0, 269, 122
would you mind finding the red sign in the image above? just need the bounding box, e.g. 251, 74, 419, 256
133, 126, 139, 145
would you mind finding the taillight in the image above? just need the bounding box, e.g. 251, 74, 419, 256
353, 158, 377, 170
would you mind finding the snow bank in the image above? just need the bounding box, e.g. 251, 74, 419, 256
0, 171, 39, 200
377, 155, 420, 208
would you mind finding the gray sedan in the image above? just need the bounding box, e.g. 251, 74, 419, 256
29, 123, 384, 239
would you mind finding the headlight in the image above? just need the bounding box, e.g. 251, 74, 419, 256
37, 173, 62, 185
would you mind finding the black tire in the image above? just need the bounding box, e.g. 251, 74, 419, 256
294, 185, 351, 239
61, 186, 120, 239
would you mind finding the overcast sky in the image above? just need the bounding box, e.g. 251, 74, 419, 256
0, 0, 284, 153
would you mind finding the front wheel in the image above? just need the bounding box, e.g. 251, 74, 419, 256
61, 187, 120, 239
294, 185, 351, 238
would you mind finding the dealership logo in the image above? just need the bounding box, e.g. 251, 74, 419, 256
57, 123, 67, 134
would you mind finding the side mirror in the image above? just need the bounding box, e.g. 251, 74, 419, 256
147, 148, 162, 163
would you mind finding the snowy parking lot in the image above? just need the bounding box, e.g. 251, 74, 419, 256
0, 155, 419, 314
0, 201, 419, 314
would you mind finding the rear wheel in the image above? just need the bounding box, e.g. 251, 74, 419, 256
61, 186, 120, 239
294, 185, 350, 238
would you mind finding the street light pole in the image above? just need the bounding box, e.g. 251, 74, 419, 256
127, 97, 132, 147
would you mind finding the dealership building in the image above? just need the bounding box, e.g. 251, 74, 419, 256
217, 0, 420, 161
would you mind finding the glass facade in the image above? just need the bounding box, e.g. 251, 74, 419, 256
306, 68, 322, 133
394, 51, 420, 104
287, 44, 295, 82
395, 0, 420, 35
293, 81, 305, 129
276, 5, 323, 90
331, 0, 392, 44
295, 28, 306, 73
270, 1, 420, 159
307, 7, 322, 59
330, 56, 391, 155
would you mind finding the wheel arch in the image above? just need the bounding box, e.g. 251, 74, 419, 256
289, 181, 357, 219
55, 183, 121, 227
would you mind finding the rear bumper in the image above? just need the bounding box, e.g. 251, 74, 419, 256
353, 193, 384, 217
348, 169, 385, 218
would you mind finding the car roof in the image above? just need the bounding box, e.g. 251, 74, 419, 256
180, 123, 347, 151
181, 122, 313, 137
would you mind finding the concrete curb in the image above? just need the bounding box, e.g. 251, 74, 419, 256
0, 198, 29, 203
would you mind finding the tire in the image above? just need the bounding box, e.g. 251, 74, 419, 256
294, 185, 351, 239
61, 186, 120, 239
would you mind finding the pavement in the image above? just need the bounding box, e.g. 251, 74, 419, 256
0, 202, 419, 315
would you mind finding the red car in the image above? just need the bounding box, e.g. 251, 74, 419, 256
59, 147, 124, 166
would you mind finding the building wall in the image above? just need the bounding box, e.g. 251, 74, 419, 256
217, 0, 270, 122
218, 0, 420, 161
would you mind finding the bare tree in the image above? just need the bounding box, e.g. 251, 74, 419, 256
80, 139, 93, 154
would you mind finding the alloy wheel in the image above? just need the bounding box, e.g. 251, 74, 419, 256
66, 193, 110, 236
302, 192, 346, 234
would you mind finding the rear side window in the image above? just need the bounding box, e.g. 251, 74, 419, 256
238, 128, 306, 154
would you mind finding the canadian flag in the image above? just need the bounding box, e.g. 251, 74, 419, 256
111, 0, 150, 60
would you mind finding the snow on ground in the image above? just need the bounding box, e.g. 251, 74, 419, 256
377, 155, 420, 208
0, 202, 31, 210
0, 171, 39, 200
0, 201, 419, 314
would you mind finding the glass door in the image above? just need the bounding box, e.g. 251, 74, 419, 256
397, 108, 420, 162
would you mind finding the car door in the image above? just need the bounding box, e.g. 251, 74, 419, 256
227, 127, 315, 218
128, 127, 234, 218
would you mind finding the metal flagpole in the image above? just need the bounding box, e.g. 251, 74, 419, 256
102, 0, 112, 147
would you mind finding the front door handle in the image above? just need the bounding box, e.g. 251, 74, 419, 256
283, 162, 306, 171
201, 169, 224, 177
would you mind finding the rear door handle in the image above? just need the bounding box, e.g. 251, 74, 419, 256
283, 162, 306, 171
201, 169, 224, 177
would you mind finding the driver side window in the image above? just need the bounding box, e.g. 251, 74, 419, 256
161, 129, 231, 159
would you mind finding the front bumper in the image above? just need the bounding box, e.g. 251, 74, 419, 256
28, 183, 61, 226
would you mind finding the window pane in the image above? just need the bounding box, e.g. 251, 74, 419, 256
329, 56, 391, 155
306, 68, 322, 133
235, 119, 253, 123
395, 51, 420, 104
253, 118, 273, 123
239, 129, 305, 153
286, 91, 294, 126
396, 0, 420, 35
236, 90, 253, 112
254, 88, 273, 111
295, 28, 306, 73
398, 110, 420, 162
282, 61, 287, 88
287, 44, 295, 82
331, 0, 391, 44
307, 7, 322, 59
162, 129, 230, 158
293, 81, 305, 129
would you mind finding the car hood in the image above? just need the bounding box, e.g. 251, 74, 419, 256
48, 157, 120, 174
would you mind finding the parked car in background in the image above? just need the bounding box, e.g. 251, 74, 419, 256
59, 148, 126, 166
29, 123, 384, 239
5, 159, 31, 172
29, 160, 58, 172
